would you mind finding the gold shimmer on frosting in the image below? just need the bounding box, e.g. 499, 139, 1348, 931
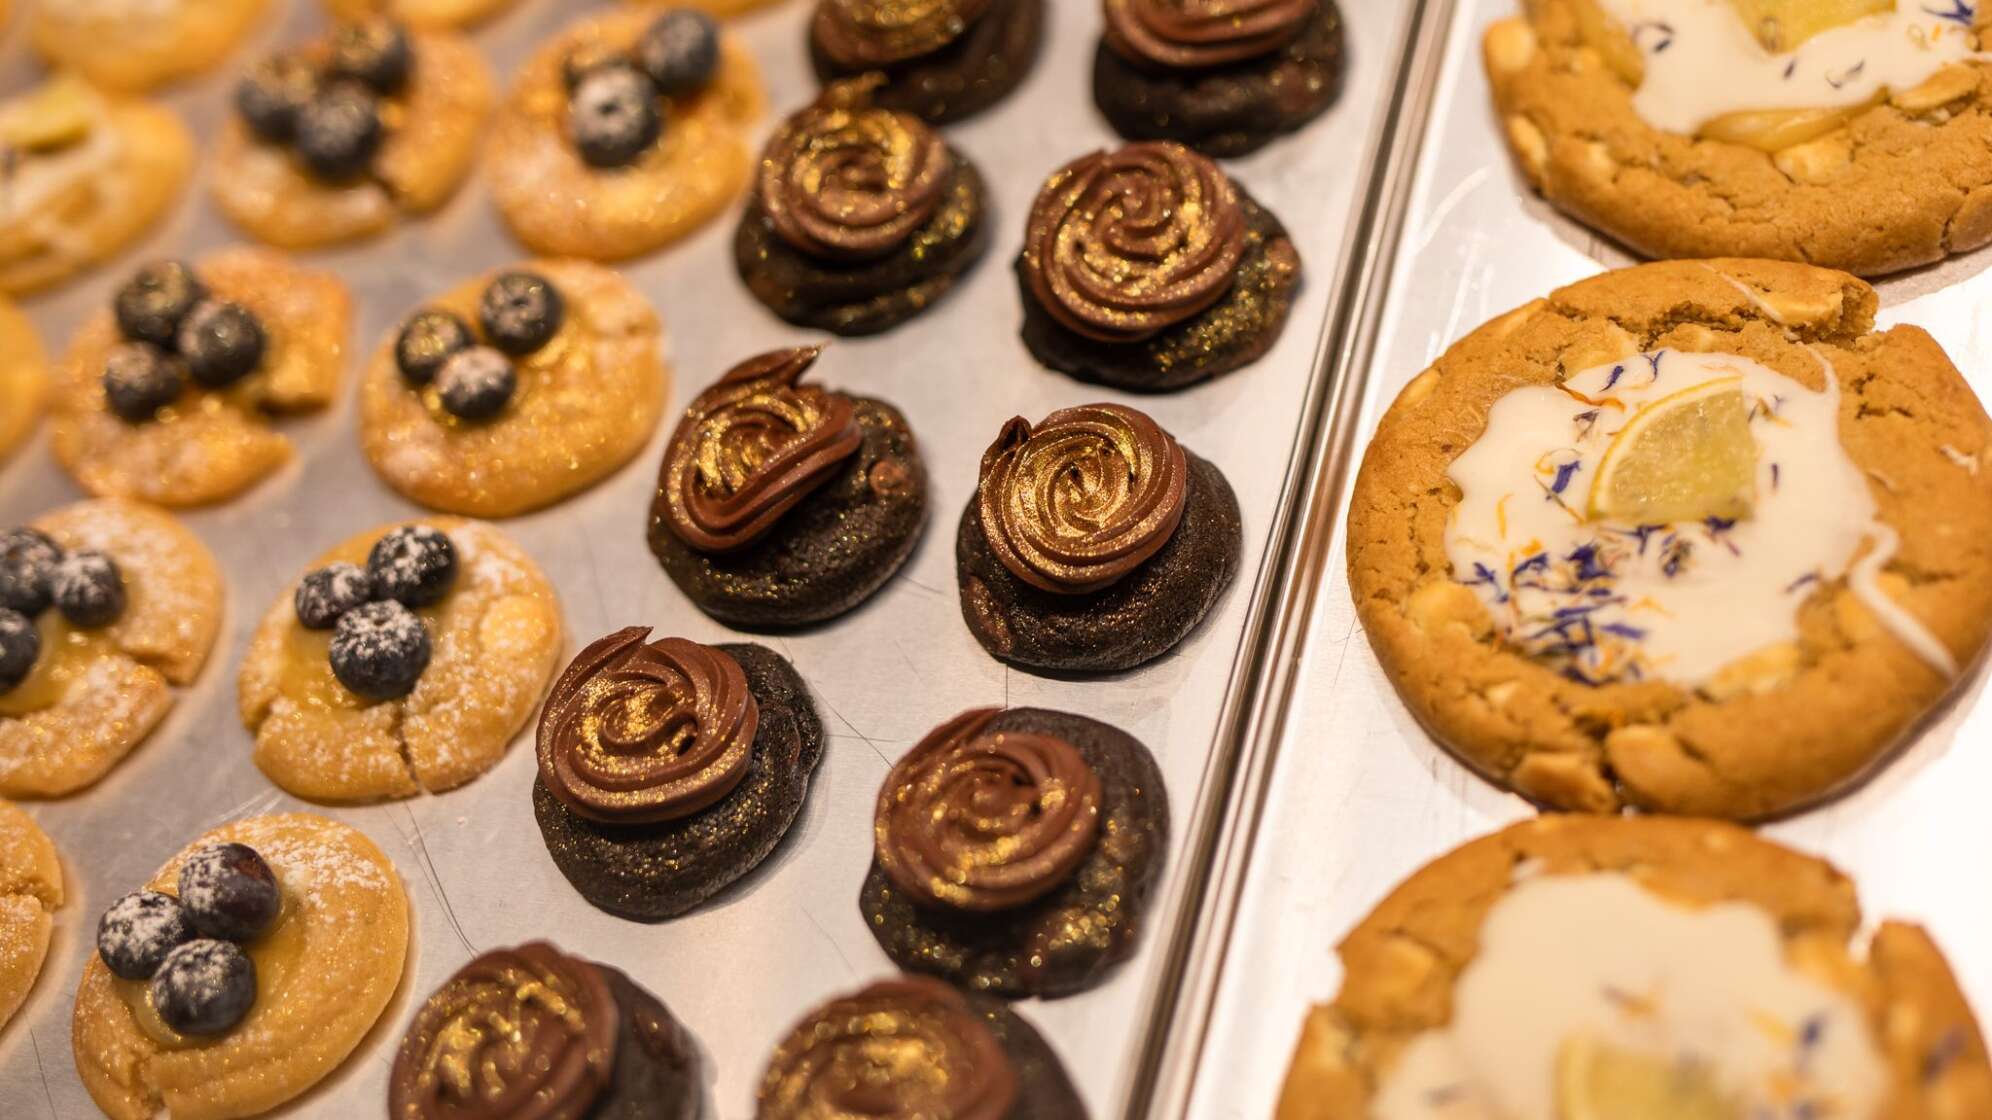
757, 976, 1017, 1120
758, 80, 954, 261
1023, 141, 1246, 344
658, 347, 863, 554
389, 942, 618, 1120
978, 403, 1189, 594
876, 707, 1102, 912
537, 627, 758, 824
1103, 0, 1318, 69
813, 0, 995, 67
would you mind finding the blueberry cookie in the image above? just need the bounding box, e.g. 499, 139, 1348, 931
72, 813, 409, 1120
322, 0, 519, 30
809, 0, 1047, 124
31, 0, 267, 93
533, 629, 824, 921
487, 7, 766, 261
52, 250, 353, 507
240, 519, 563, 802
1277, 816, 1992, 1120
0, 299, 47, 465
0, 501, 223, 799
0, 800, 62, 1031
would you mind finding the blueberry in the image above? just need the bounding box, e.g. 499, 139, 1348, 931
0, 608, 37, 693
152, 939, 256, 1036
366, 524, 457, 607
478, 272, 564, 356
436, 346, 516, 421
327, 20, 413, 96
294, 563, 373, 630
235, 53, 320, 144
103, 342, 188, 423
330, 600, 432, 700
294, 82, 385, 182
568, 63, 663, 169
636, 10, 720, 97
177, 843, 282, 942
560, 43, 627, 93
52, 550, 125, 629
0, 527, 62, 616
177, 301, 266, 389
393, 309, 473, 387
97, 891, 195, 980
114, 261, 206, 348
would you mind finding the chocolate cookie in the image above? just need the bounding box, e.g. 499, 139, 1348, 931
957, 404, 1241, 673
1017, 143, 1301, 391
1093, 0, 1346, 157
648, 347, 927, 629
532, 631, 824, 921
736, 81, 991, 336
859, 707, 1168, 999
808, 0, 1045, 124
757, 976, 1085, 1118
390, 942, 699, 1120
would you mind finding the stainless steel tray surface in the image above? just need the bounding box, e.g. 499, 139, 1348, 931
0, 0, 1414, 1116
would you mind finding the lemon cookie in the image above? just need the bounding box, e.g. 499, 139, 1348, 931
486, 7, 765, 261
31, 0, 268, 94
0, 75, 192, 297
0, 800, 61, 1031
361, 261, 669, 517
1349, 259, 1992, 819
1276, 815, 1992, 1120
322, 0, 519, 30
216, 20, 493, 250
240, 519, 562, 802
73, 812, 409, 1120
1487, 1, 1992, 276
0, 501, 223, 799
0, 299, 47, 464
51, 249, 352, 508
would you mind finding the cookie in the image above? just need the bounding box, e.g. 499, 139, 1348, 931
72, 813, 409, 1120
0, 76, 192, 297
860, 707, 1169, 999
214, 22, 493, 250
0, 801, 62, 1031
390, 941, 700, 1120
957, 403, 1241, 673
809, 0, 1046, 125
1349, 259, 1992, 819
757, 976, 1085, 1119
0, 501, 223, 799
736, 80, 991, 336
1093, 0, 1346, 157
51, 249, 352, 508
240, 519, 563, 802
322, 0, 519, 30
0, 299, 47, 464
361, 260, 668, 517
648, 347, 927, 629
1276, 815, 1992, 1120
1017, 142, 1301, 391
533, 631, 824, 921
31, 0, 267, 93
486, 7, 765, 261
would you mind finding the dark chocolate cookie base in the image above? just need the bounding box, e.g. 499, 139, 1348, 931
590, 965, 701, 1120
648, 398, 927, 629
972, 990, 1088, 1117
1016, 190, 1302, 392
736, 155, 992, 337
810, 0, 1045, 125
859, 707, 1170, 999
533, 644, 824, 922
956, 450, 1240, 673
1092, 0, 1346, 158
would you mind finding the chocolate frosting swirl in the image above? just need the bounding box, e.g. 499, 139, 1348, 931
813, 0, 995, 67
758, 976, 1018, 1120
389, 942, 618, 1120
1104, 0, 1319, 69
1023, 142, 1247, 343
537, 627, 759, 824
658, 347, 864, 554
977, 403, 1189, 594
758, 82, 954, 261
876, 708, 1102, 912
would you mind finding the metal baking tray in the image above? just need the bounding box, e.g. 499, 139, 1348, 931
0, 0, 1424, 1115
1156, 1, 1992, 1116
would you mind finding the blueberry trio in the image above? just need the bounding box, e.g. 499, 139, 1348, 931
0, 526, 127, 693
296, 524, 457, 701
235, 20, 413, 182
563, 9, 720, 168
95, 843, 281, 1036
393, 271, 566, 421
102, 260, 267, 423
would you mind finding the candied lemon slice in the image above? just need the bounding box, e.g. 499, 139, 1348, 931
1573, 0, 1647, 85
0, 75, 97, 152
1700, 102, 1868, 152
1557, 1035, 1744, 1120
1728, 0, 1897, 53
1587, 377, 1757, 525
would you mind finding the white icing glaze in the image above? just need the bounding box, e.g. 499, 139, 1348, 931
1597, 0, 1981, 133
1373, 873, 1887, 1120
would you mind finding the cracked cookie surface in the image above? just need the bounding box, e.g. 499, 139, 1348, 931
1348, 259, 1992, 818
0, 800, 62, 1031
31, 0, 267, 93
